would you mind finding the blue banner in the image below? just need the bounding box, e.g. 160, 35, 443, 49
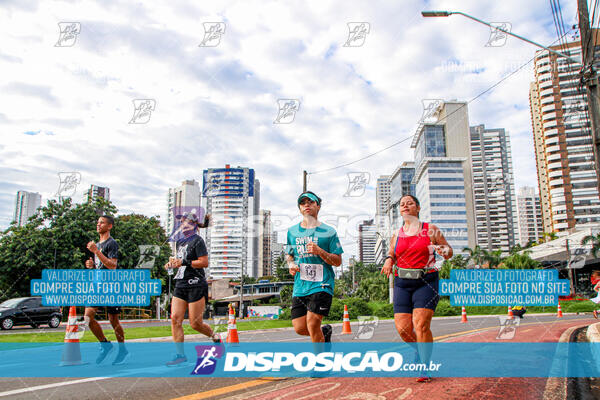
30, 269, 162, 306
439, 269, 570, 306
0, 342, 597, 378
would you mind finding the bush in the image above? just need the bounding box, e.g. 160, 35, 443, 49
278, 307, 292, 320
327, 297, 371, 321
374, 303, 394, 318
434, 299, 461, 316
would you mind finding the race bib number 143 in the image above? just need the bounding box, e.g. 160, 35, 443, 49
299, 263, 323, 282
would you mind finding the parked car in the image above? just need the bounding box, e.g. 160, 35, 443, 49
0, 297, 62, 330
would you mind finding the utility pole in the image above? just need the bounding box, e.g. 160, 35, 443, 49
578, 0, 600, 193
566, 239, 575, 296
303, 170, 307, 192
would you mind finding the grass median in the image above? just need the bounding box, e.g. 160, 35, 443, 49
0, 318, 294, 343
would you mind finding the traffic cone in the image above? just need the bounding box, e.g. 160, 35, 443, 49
557, 302, 563, 318
341, 304, 352, 334
461, 306, 468, 323
507, 306, 514, 320
226, 304, 239, 344
60, 306, 84, 366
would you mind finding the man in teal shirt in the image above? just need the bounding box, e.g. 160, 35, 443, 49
286, 191, 343, 342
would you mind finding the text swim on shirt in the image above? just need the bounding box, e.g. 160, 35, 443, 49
286, 222, 343, 297
94, 237, 119, 269
174, 234, 208, 288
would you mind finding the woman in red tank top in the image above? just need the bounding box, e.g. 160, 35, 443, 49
381, 195, 453, 382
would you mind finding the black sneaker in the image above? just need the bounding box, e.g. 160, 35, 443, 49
321, 324, 332, 343
166, 354, 187, 367
112, 348, 129, 365
96, 341, 114, 364
213, 336, 222, 344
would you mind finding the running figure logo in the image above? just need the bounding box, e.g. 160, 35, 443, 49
563, 98, 586, 123
136, 245, 160, 269
344, 172, 370, 197
569, 248, 590, 269
274, 99, 300, 124
55, 172, 81, 199
191, 345, 224, 375
354, 316, 379, 339
129, 99, 156, 124
420, 99, 443, 123
343, 22, 370, 47
496, 316, 520, 340
55, 22, 81, 47
486, 22, 511, 47
199, 22, 226, 47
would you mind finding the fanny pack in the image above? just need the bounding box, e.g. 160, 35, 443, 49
395, 267, 425, 280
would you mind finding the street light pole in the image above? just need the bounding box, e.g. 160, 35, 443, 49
421, 11, 579, 63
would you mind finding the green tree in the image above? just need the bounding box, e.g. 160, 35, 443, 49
354, 271, 388, 302
484, 249, 503, 268
279, 285, 292, 304
439, 255, 467, 279
463, 245, 485, 266
582, 233, 600, 258
501, 250, 541, 269
0, 198, 171, 300
273, 254, 293, 281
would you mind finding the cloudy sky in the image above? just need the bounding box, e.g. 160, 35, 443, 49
0, 0, 583, 260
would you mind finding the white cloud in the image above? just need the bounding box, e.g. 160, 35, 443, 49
0, 0, 578, 261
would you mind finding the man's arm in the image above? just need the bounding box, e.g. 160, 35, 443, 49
94, 251, 117, 269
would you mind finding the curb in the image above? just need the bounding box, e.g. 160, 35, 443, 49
585, 321, 600, 367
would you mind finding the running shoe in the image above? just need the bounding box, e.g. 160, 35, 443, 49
213, 336, 223, 344
321, 324, 333, 343
95, 341, 114, 364
416, 376, 431, 383
112, 349, 130, 365
166, 354, 187, 367
594, 310, 598, 319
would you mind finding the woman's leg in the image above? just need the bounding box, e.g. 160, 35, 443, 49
412, 308, 435, 365
171, 296, 188, 355
188, 297, 215, 338
394, 313, 417, 342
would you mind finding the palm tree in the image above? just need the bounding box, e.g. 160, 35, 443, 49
502, 250, 541, 269
582, 233, 600, 258
463, 245, 485, 266
540, 232, 558, 244
484, 249, 503, 268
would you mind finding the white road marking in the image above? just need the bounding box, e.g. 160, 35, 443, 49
0, 377, 110, 398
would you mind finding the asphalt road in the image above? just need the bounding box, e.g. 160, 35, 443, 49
0, 313, 593, 400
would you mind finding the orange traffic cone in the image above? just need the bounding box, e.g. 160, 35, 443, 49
507, 306, 514, 320
60, 306, 84, 366
341, 304, 352, 334
461, 306, 468, 323
226, 304, 239, 344
557, 302, 563, 318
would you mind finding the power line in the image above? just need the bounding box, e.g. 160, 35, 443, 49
309, 29, 576, 176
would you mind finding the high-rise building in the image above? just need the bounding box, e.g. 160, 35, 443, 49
87, 185, 110, 203
529, 35, 600, 232
469, 124, 518, 254
165, 180, 201, 237
516, 186, 544, 246
376, 176, 391, 218
358, 219, 377, 264
201, 165, 260, 279
411, 100, 476, 255
13, 191, 41, 226
388, 162, 416, 232
258, 209, 272, 277
271, 242, 285, 273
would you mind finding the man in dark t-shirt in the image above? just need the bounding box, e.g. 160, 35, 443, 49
84, 215, 128, 365
166, 212, 221, 367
